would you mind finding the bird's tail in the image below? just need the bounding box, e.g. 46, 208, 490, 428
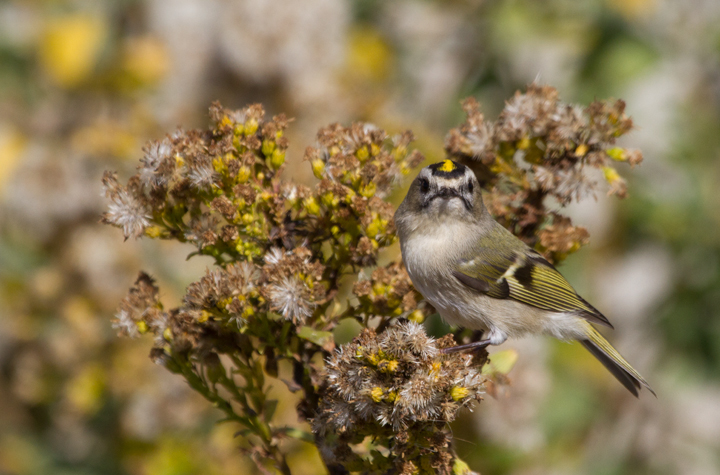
579, 324, 655, 397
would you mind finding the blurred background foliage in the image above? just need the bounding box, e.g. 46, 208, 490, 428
1, 0, 719, 474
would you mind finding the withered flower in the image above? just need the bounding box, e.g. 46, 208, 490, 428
314, 322, 486, 473
267, 275, 315, 324
101, 172, 151, 239
139, 139, 173, 189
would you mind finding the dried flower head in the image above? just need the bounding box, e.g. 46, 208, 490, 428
139, 139, 173, 189
313, 322, 486, 473
111, 272, 160, 337
101, 172, 151, 239
353, 262, 428, 321
267, 275, 315, 323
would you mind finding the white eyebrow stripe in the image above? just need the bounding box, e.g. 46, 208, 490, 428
433, 176, 465, 187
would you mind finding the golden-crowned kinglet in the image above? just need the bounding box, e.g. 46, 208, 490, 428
395, 159, 654, 397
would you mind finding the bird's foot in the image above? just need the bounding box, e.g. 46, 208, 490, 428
440, 338, 491, 355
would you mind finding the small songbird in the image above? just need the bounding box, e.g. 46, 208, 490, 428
395, 159, 654, 397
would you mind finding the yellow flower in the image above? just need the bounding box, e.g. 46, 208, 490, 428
360, 182, 376, 198
606, 147, 627, 161
244, 118, 259, 135
450, 386, 470, 401
66, 364, 106, 415
39, 14, 106, 87
602, 166, 621, 184
262, 139, 276, 156
304, 196, 321, 215
269, 149, 285, 169
321, 192, 339, 208
311, 158, 325, 179
120, 35, 169, 86
356, 146, 369, 162
575, 143, 589, 157
408, 310, 425, 323
346, 27, 392, 83
378, 359, 399, 373
236, 166, 251, 183
136, 320, 149, 334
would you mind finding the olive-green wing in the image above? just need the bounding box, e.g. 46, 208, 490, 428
453, 250, 613, 328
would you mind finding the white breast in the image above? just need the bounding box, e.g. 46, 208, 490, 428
401, 221, 487, 327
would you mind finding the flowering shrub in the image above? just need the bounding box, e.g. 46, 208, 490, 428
103, 85, 640, 474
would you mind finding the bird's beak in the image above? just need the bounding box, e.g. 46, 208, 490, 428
436, 187, 460, 199
428, 187, 472, 210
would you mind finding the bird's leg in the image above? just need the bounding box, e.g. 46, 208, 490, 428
440, 328, 507, 355
440, 338, 491, 354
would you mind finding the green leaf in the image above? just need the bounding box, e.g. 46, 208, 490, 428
482, 349, 518, 376
266, 312, 284, 321
277, 427, 315, 443
297, 326, 335, 351
254, 359, 265, 389
264, 399, 278, 422
453, 457, 472, 475
234, 429, 253, 438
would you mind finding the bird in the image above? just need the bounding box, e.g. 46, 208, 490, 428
394, 159, 654, 397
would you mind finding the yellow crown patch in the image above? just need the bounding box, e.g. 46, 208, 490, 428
438, 160, 456, 173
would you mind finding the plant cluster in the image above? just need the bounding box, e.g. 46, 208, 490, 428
314, 322, 486, 474
103, 85, 642, 474
446, 83, 642, 263
103, 102, 472, 473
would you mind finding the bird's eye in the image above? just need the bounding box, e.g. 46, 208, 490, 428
468, 181, 474, 193
419, 178, 430, 193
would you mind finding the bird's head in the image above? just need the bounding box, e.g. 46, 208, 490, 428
395, 159, 485, 233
